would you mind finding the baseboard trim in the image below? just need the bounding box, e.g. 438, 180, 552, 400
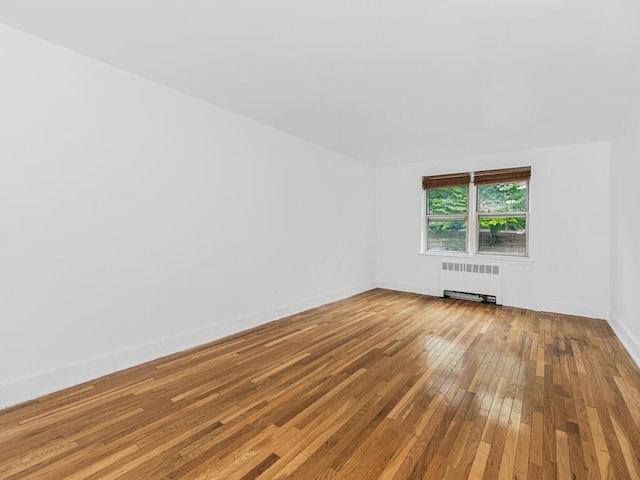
608, 311, 640, 368
0, 281, 376, 410
501, 296, 608, 320
376, 281, 441, 297
376, 281, 608, 320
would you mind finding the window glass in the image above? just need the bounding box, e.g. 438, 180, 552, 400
427, 219, 467, 252
477, 182, 527, 213
477, 217, 527, 255
428, 186, 468, 215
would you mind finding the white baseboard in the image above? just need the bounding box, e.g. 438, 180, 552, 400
376, 282, 608, 320
501, 296, 608, 320
0, 281, 376, 410
376, 281, 441, 297
608, 311, 640, 368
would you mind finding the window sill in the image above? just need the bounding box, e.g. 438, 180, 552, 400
418, 251, 535, 265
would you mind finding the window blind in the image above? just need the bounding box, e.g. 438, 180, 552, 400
473, 166, 531, 186
422, 172, 471, 190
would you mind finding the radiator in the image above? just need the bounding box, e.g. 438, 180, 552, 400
440, 261, 503, 304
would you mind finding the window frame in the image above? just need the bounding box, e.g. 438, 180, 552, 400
424, 185, 470, 254
421, 167, 531, 259
475, 180, 529, 257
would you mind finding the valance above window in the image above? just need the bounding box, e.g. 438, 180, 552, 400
422, 166, 531, 189
421, 172, 471, 190
473, 166, 531, 185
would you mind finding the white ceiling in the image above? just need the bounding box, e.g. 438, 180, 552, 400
1, 0, 639, 166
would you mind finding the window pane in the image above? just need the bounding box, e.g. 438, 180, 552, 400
477, 182, 527, 213
428, 186, 468, 214
427, 219, 467, 252
478, 217, 527, 255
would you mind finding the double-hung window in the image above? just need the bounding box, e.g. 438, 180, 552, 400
423, 172, 471, 253
474, 167, 530, 256
422, 166, 530, 257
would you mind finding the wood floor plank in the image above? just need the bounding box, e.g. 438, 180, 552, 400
1, 289, 639, 479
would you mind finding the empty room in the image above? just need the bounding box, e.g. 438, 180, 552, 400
1, 1, 640, 479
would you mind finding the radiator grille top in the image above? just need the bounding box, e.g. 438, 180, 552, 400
441, 262, 500, 275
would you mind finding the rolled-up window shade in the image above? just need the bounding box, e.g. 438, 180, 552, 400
473, 166, 531, 185
422, 172, 471, 190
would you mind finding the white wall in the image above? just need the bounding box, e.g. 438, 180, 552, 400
610, 101, 640, 365
0, 21, 630, 410
0, 24, 377, 408
377, 142, 611, 319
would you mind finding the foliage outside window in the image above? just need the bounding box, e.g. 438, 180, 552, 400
422, 167, 530, 257
477, 182, 528, 255
426, 186, 468, 253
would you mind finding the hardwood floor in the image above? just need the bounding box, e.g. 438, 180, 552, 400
1, 289, 640, 479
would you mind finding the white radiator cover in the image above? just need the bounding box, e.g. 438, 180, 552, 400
440, 261, 503, 304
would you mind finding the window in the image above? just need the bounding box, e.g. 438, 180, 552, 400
422, 167, 530, 257
423, 172, 470, 253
